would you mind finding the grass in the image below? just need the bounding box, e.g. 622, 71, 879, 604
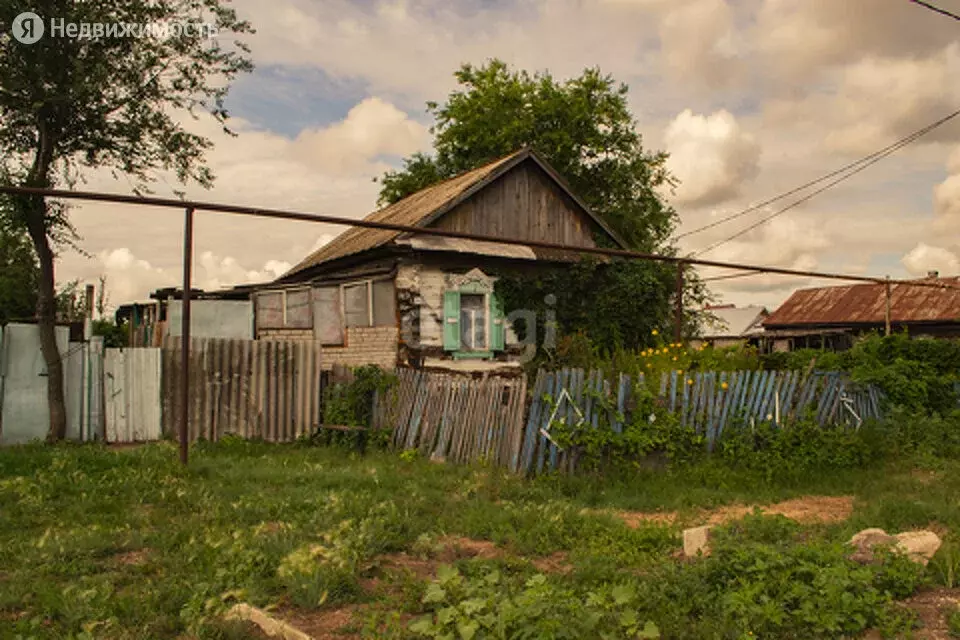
1, 439, 960, 639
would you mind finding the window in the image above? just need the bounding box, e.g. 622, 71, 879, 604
460, 294, 487, 350
442, 289, 505, 357
256, 289, 311, 329
342, 279, 396, 329
257, 279, 395, 342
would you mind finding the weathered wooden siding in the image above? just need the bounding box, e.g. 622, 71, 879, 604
430, 163, 598, 247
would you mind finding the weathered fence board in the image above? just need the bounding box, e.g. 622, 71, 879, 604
382, 368, 526, 468
517, 368, 884, 476
161, 336, 323, 442
104, 348, 162, 443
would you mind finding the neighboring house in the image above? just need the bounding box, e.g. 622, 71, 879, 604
763, 272, 960, 350
255, 148, 627, 370
117, 285, 256, 346
691, 304, 768, 349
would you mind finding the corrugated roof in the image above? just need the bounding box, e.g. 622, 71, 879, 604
281, 148, 625, 280
764, 277, 960, 327
699, 305, 768, 338
284, 152, 520, 278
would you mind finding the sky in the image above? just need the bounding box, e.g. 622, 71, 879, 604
56, 0, 960, 313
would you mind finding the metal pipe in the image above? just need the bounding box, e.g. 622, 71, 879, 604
180, 207, 194, 465
884, 276, 892, 337
1, 185, 956, 290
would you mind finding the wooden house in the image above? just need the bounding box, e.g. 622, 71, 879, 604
254, 148, 626, 370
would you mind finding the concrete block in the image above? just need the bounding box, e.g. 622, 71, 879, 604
683, 525, 712, 557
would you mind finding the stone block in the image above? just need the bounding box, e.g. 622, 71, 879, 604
683, 525, 712, 557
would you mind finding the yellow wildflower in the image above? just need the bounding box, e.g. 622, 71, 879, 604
651, 329, 659, 336
721, 382, 729, 390
672, 356, 677, 361
687, 378, 693, 385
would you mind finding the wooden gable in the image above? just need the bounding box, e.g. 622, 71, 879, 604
426, 160, 602, 248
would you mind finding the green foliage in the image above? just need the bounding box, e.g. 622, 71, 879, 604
409, 567, 660, 640
323, 366, 397, 429
494, 260, 683, 355
949, 606, 960, 637
764, 333, 960, 413
378, 59, 675, 251
0, 211, 38, 323
317, 366, 397, 450
6, 442, 960, 638
91, 319, 127, 348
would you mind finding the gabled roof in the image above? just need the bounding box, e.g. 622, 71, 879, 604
281, 148, 625, 280
699, 305, 768, 338
764, 277, 960, 327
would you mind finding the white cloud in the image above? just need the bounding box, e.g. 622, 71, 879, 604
58, 98, 427, 303
934, 146, 960, 230
60, 248, 302, 312
293, 97, 431, 173
902, 243, 960, 277
666, 109, 760, 206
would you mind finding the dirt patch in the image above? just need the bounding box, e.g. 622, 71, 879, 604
531, 551, 572, 574
615, 510, 678, 528
863, 588, 960, 639
372, 536, 569, 581
614, 496, 854, 530
278, 604, 362, 640
113, 549, 150, 566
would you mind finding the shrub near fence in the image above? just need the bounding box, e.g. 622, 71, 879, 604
520, 368, 882, 475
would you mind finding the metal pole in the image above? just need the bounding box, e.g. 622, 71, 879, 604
674, 261, 685, 343
884, 276, 892, 337
179, 207, 194, 465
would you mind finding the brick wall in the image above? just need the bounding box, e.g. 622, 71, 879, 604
257, 328, 314, 340
323, 327, 398, 370
257, 326, 398, 370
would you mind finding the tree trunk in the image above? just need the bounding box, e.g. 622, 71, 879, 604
19, 117, 67, 442
23, 198, 67, 442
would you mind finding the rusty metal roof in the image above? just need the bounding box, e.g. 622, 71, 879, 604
764, 277, 960, 327
281, 148, 624, 280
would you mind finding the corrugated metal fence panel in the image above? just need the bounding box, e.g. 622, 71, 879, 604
104, 348, 162, 443
0, 324, 73, 445
160, 336, 323, 442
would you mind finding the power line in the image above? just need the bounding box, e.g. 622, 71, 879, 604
676, 107, 960, 241
910, 0, 960, 21
692, 108, 960, 257
3, 184, 960, 291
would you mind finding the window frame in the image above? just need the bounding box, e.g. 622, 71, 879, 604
443, 280, 505, 360
338, 277, 396, 331
256, 287, 312, 330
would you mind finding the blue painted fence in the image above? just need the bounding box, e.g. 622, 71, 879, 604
518, 368, 883, 475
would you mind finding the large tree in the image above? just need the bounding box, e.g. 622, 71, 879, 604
0, 0, 253, 440
380, 60, 703, 351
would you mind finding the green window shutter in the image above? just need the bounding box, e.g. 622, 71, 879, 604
490, 293, 505, 351
443, 291, 460, 351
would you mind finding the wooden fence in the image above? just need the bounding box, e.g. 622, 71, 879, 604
519, 368, 884, 475
161, 336, 324, 442
378, 368, 527, 466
